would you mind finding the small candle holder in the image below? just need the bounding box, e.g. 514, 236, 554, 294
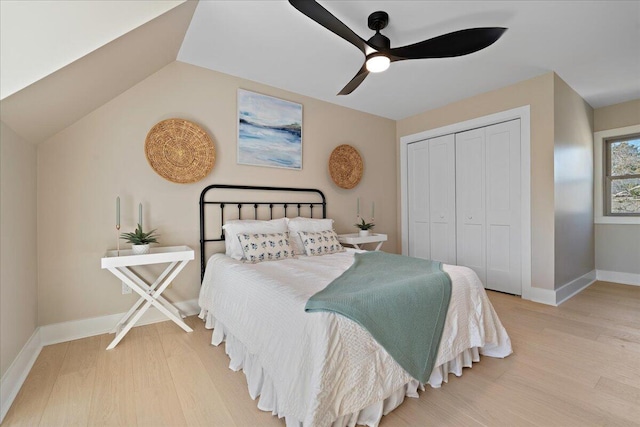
116, 225, 120, 256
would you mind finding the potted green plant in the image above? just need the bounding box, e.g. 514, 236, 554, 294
120, 224, 159, 255
354, 217, 375, 237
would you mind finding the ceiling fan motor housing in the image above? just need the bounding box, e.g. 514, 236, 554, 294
368, 32, 390, 50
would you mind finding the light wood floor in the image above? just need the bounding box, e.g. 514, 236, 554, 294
3, 280, 640, 426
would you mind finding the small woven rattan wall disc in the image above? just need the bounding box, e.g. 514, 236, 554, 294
145, 118, 215, 184
328, 144, 363, 189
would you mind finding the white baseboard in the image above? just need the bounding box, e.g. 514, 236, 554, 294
524, 286, 557, 306
40, 298, 200, 346
556, 270, 597, 305
524, 269, 637, 307
0, 299, 200, 422
596, 270, 640, 287
0, 329, 42, 423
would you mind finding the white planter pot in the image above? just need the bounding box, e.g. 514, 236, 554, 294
131, 244, 150, 255
358, 230, 370, 237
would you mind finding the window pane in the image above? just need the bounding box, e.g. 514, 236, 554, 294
610, 177, 640, 214
610, 139, 640, 176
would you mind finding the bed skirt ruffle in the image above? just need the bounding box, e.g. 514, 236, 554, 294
199, 309, 481, 427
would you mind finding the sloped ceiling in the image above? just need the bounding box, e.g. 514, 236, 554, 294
0, 1, 197, 144
0, 0, 186, 99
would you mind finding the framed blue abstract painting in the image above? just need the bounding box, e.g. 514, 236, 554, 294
237, 89, 303, 170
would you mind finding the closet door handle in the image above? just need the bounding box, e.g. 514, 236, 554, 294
468, 215, 473, 220
440, 213, 445, 219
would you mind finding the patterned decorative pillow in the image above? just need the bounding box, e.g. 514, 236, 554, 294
237, 232, 296, 263
287, 217, 334, 255
298, 230, 345, 257
223, 218, 289, 260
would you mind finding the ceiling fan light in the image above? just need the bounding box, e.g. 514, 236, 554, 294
366, 55, 390, 73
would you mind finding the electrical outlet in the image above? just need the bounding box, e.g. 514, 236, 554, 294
122, 282, 132, 294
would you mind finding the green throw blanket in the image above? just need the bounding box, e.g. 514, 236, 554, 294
305, 251, 452, 383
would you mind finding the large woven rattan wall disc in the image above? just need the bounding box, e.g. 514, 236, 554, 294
145, 118, 215, 184
328, 144, 363, 189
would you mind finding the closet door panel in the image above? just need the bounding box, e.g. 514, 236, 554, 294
407, 141, 430, 259
428, 135, 456, 264
455, 129, 487, 284
485, 120, 521, 295
411, 223, 431, 259
487, 229, 512, 291
458, 222, 484, 282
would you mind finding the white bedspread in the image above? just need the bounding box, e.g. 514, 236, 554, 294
198, 249, 511, 427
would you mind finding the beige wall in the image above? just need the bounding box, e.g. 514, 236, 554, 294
594, 99, 640, 133
0, 122, 38, 377
37, 61, 397, 325
593, 99, 640, 275
397, 72, 556, 290
553, 74, 595, 288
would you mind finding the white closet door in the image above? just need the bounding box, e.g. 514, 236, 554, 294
407, 140, 430, 259
455, 129, 487, 285
485, 120, 521, 294
428, 134, 456, 264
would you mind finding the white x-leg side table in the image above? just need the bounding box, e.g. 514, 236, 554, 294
101, 245, 194, 350
337, 233, 388, 251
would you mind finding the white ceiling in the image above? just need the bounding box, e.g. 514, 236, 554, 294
0, 0, 185, 100
0, 1, 197, 144
178, 0, 640, 120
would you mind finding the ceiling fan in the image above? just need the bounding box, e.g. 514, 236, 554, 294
289, 0, 507, 95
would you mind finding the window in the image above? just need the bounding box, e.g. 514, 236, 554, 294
604, 133, 640, 216
594, 125, 640, 224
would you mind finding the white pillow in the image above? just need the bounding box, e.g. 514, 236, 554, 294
223, 218, 289, 260
237, 231, 295, 263
298, 230, 345, 257
287, 217, 334, 255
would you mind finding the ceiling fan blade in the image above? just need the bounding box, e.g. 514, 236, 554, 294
389, 27, 507, 61
338, 64, 369, 95
289, 0, 368, 54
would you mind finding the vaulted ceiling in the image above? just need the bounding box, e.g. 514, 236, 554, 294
1, 0, 639, 144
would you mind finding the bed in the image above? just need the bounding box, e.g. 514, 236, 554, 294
198, 185, 512, 427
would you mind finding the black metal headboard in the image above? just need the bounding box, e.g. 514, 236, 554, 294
199, 184, 326, 281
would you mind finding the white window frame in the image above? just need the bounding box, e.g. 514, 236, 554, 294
594, 124, 640, 224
